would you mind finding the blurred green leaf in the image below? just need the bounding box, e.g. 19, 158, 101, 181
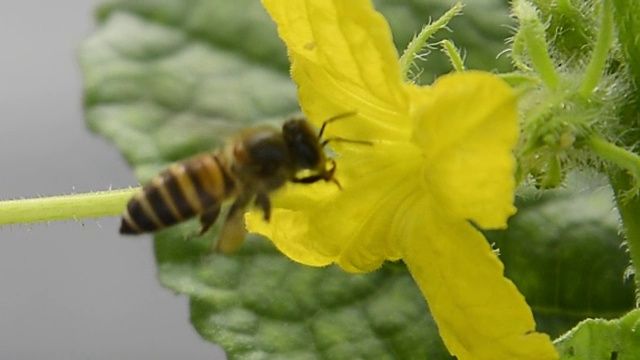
373, 0, 514, 79
488, 174, 635, 339
81, 0, 634, 358
81, 1, 298, 181
529, 0, 597, 63
612, 0, 640, 134
613, 0, 640, 89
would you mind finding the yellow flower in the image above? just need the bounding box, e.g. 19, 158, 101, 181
247, 0, 558, 359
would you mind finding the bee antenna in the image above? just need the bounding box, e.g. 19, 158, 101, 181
321, 137, 373, 147
318, 111, 358, 138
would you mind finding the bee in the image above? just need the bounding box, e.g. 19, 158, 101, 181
120, 114, 354, 253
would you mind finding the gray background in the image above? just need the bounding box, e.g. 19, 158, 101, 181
0, 2, 224, 359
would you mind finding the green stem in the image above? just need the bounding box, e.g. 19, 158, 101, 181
513, 0, 559, 90
579, 0, 614, 98
510, 31, 533, 71
499, 72, 540, 88
591, 135, 640, 294
439, 40, 465, 72
610, 171, 640, 296
0, 188, 137, 226
399, 2, 463, 80
588, 135, 640, 179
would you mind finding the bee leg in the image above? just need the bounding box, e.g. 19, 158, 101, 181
292, 174, 323, 183
293, 161, 342, 189
198, 205, 222, 236
254, 192, 271, 221
213, 195, 251, 254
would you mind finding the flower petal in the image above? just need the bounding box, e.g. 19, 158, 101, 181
400, 204, 558, 359
261, 0, 410, 141
246, 142, 422, 272
246, 181, 341, 267
411, 72, 518, 229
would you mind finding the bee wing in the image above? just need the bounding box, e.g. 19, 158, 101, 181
213, 195, 251, 254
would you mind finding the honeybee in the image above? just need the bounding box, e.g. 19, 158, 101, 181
120, 114, 352, 253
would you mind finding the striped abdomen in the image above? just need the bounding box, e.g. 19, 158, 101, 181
120, 153, 236, 234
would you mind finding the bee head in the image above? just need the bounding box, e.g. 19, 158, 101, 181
282, 118, 326, 171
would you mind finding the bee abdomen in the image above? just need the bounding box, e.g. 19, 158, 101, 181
120, 154, 236, 234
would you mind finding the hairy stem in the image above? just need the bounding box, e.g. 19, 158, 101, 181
399, 2, 463, 80
512, 0, 559, 90
579, 0, 614, 98
439, 40, 465, 72
610, 171, 640, 296
0, 188, 137, 227
589, 135, 640, 180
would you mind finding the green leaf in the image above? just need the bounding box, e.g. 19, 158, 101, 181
81, 2, 299, 182
158, 233, 449, 359
554, 309, 640, 359
80, 0, 633, 358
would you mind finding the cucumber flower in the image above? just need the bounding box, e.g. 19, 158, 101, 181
246, 0, 557, 358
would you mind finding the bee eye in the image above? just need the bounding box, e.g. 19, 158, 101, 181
283, 119, 322, 169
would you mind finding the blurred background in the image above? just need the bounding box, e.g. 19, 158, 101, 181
0, 2, 224, 359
